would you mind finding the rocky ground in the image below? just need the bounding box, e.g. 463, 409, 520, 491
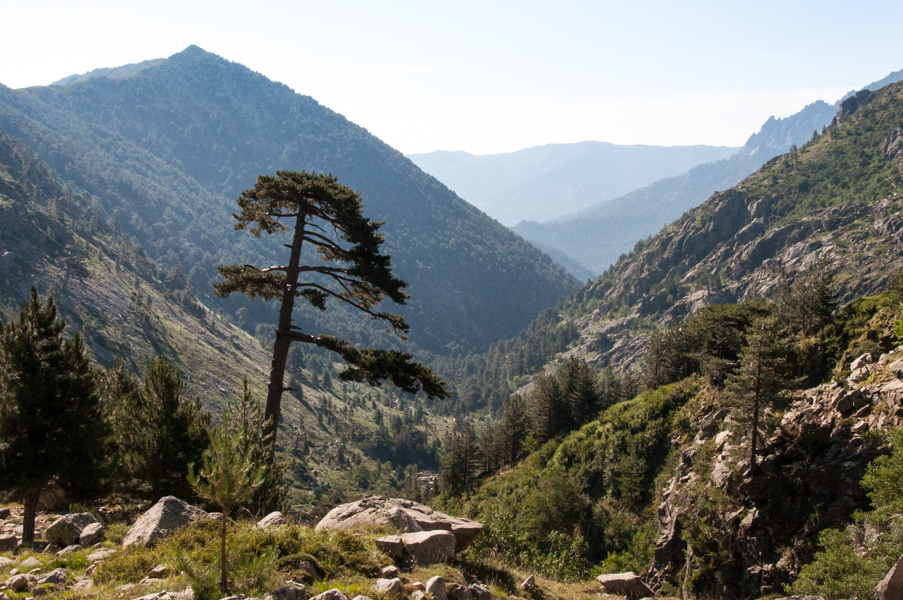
0, 496, 649, 600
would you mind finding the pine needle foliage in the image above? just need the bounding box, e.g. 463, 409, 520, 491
214, 171, 448, 439
0, 288, 106, 544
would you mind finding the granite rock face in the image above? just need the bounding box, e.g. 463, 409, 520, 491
316, 496, 483, 551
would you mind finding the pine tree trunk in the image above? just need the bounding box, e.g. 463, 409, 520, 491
22, 486, 41, 545
263, 213, 306, 442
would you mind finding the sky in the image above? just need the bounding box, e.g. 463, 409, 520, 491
1, 0, 901, 155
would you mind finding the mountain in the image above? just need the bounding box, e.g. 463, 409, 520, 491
0, 45, 579, 357
0, 126, 458, 495
437, 79, 903, 414
513, 99, 842, 273
408, 142, 738, 226
438, 79, 903, 599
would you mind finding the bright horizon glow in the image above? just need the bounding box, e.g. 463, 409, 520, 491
1, 1, 901, 155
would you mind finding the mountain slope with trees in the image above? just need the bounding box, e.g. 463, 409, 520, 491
0, 45, 579, 357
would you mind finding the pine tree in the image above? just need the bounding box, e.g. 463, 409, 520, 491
501, 394, 528, 463
214, 171, 447, 441
0, 288, 106, 544
440, 422, 479, 495
726, 317, 796, 475
110, 357, 211, 497
188, 416, 264, 594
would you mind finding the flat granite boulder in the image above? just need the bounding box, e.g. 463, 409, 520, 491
123, 496, 212, 547
316, 496, 483, 551
376, 530, 456, 567
597, 572, 654, 600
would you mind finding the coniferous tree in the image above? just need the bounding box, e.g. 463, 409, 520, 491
227, 378, 288, 513
501, 394, 528, 463
214, 171, 447, 441
188, 416, 264, 594
440, 422, 479, 495
0, 289, 106, 544
111, 357, 211, 497
726, 317, 796, 475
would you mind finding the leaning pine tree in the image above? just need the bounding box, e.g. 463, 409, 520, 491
215, 171, 448, 441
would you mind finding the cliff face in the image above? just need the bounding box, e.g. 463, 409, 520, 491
651, 349, 903, 596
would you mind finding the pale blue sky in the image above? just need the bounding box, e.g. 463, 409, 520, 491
1, 0, 901, 154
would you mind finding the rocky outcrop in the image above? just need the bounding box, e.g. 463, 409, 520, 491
316, 496, 483, 551
649, 350, 903, 597
122, 496, 212, 547
876, 552, 903, 600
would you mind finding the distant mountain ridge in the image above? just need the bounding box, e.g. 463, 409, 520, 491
407, 141, 738, 225
514, 68, 903, 274
0, 45, 580, 356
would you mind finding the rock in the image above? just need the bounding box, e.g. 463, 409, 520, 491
45, 513, 100, 547
373, 578, 402, 597
315, 496, 483, 552
851, 353, 874, 372
597, 572, 654, 600
85, 562, 100, 577
468, 584, 491, 600
32, 587, 48, 597
412, 592, 426, 600
123, 496, 212, 547
87, 548, 115, 562
56, 545, 81, 555
380, 566, 400, 578
374, 535, 404, 560
79, 522, 105, 546
876, 552, 903, 600
257, 512, 288, 529
18, 558, 41, 570
273, 584, 307, 600
426, 576, 447, 600
0, 557, 14, 568
148, 565, 170, 579
0, 508, 10, 519
773, 597, 825, 600
384, 530, 457, 567
6, 575, 28, 592
890, 358, 903, 380
0, 592, 8, 600
446, 583, 471, 600
309, 589, 349, 600
36, 568, 68, 586
520, 575, 535, 590
352, 596, 373, 600
0, 534, 16, 552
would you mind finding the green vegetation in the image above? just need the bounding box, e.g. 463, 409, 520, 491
0, 288, 105, 543
216, 171, 447, 438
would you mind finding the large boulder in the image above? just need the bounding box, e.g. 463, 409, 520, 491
122, 496, 212, 547
376, 530, 456, 567
316, 496, 483, 551
256, 511, 288, 529
373, 578, 402, 597
597, 572, 655, 600
45, 513, 101, 547
877, 552, 903, 600
36, 568, 68, 587
310, 590, 349, 600
79, 522, 105, 546
0, 534, 16, 551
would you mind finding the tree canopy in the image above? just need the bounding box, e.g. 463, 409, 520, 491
215, 171, 447, 437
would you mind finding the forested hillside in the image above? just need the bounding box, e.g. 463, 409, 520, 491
0, 45, 578, 357
433, 80, 903, 598
0, 127, 459, 501
436, 80, 903, 415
